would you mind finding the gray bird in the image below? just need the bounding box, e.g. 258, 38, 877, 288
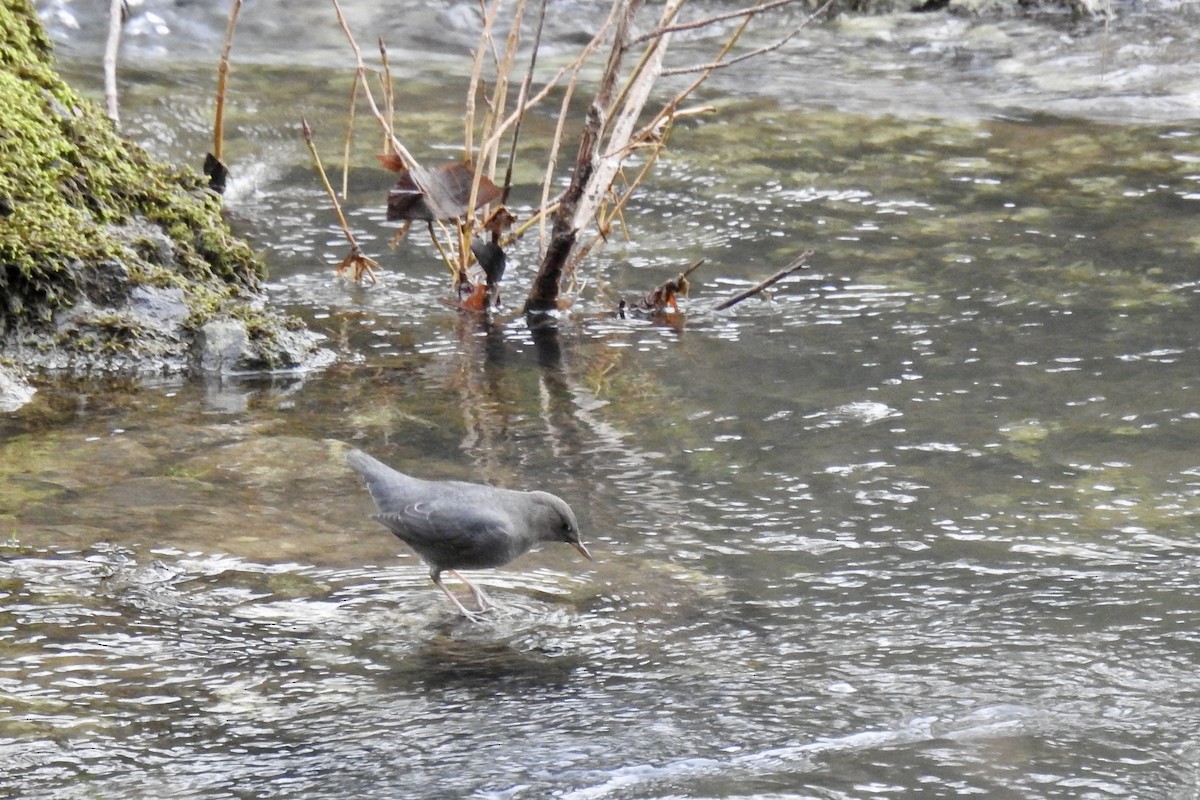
346, 448, 591, 619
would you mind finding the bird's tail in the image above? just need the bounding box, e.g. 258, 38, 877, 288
346, 448, 420, 513
346, 448, 387, 476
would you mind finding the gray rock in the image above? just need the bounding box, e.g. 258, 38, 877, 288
191, 319, 249, 373
130, 285, 189, 333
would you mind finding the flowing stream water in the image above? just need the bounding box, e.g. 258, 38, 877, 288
5, 1, 1200, 797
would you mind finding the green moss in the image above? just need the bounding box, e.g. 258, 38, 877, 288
0, 0, 264, 333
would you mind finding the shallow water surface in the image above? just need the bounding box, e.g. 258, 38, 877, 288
5, 1, 1200, 797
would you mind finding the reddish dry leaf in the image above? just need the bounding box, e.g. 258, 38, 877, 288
376, 153, 406, 173
458, 281, 489, 312
385, 161, 502, 222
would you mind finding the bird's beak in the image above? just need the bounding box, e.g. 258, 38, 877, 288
571, 541, 593, 561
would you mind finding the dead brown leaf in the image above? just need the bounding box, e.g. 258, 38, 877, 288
384, 161, 502, 222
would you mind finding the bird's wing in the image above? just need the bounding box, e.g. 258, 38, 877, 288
372, 495, 515, 567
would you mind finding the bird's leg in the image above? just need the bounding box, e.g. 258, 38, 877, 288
449, 569, 492, 612
432, 573, 482, 621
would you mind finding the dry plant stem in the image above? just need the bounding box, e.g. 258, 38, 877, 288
499, 0, 547, 206
491, 30, 603, 165
713, 250, 812, 311
430, 220, 460, 276
328, 0, 491, 277
510, 199, 560, 243
376, 0, 605, 259
633, 2, 757, 146
462, 0, 526, 275
606, 0, 685, 130
570, 6, 751, 237
212, 0, 244, 160
302, 118, 355, 243
458, 0, 547, 276
329, 0, 421, 171
464, 0, 505, 162
340, 75, 361, 199
301, 117, 378, 283
530, 0, 694, 310
329, 0, 454, 269
371, 45, 396, 198
483, 3, 524, 179
379, 38, 396, 151
104, 0, 124, 126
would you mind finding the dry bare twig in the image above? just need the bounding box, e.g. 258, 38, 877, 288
630, 0, 799, 44
528, 0, 686, 311
329, 0, 422, 173
103, 0, 125, 127
663, 0, 835, 76
528, 0, 823, 310
301, 117, 379, 284
712, 250, 812, 311
318, 0, 822, 307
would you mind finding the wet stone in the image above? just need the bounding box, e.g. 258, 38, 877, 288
191, 319, 248, 373
0, 365, 35, 412
130, 285, 189, 333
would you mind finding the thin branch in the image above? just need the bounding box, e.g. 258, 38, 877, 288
328, 0, 467, 271
572, 2, 755, 223
662, 0, 835, 76
485, 2, 525, 178
573, 106, 712, 269
464, 0, 527, 265
570, 0, 684, 234
713, 250, 812, 311
499, 0, 548, 205
607, 0, 686, 124
535, 2, 620, 254
609, 1, 755, 177
530, 0, 644, 309
629, 0, 800, 45
302, 119, 353, 238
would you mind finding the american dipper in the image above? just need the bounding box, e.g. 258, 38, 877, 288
346, 449, 591, 619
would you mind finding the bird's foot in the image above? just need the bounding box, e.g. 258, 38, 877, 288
457, 607, 485, 623
450, 570, 493, 613
437, 574, 492, 621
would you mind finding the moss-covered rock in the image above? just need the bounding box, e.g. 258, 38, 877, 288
0, 0, 324, 380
